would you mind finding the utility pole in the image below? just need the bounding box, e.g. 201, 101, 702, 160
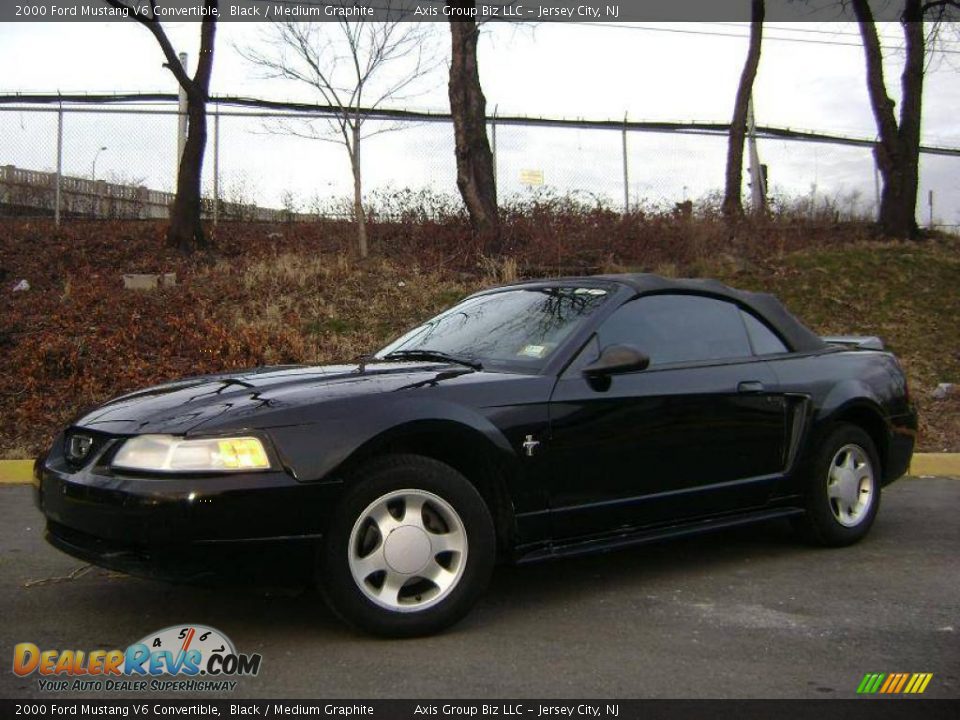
874, 164, 881, 221
177, 52, 188, 175
91, 146, 107, 181
746, 95, 766, 213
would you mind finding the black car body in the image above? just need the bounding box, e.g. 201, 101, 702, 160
36, 274, 917, 635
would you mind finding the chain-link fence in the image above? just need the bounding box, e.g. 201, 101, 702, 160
1, 97, 958, 229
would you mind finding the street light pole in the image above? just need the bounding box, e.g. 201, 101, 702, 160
91, 146, 108, 181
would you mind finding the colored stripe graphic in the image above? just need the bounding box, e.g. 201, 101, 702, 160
912, 674, 933, 694
857, 672, 932, 694
857, 673, 885, 694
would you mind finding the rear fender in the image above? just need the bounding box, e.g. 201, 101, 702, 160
812, 382, 891, 475
817, 380, 885, 426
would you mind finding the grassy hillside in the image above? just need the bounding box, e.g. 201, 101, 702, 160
1, 218, 957, 457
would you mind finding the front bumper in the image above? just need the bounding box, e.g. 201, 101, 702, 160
36, 433, 343, 582
44, 520, 317, 584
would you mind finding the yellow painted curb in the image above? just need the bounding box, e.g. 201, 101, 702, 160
910, 453, 960, 478
0, 454, 957, 484
0, 459, 35, 484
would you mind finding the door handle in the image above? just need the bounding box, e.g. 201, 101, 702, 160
738, 380, 765, 394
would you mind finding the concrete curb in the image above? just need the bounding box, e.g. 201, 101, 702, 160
1, 454, 958, 484
908, 453, 960, 478
0, 459, 34, 484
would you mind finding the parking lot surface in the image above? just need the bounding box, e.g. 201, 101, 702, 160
1, 479, 957, 699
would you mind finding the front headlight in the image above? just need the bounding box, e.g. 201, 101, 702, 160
112, 435, 272, 473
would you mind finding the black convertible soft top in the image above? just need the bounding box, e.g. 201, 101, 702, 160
500, 273, 828, 354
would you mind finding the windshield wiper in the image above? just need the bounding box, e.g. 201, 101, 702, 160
382, 349, 483, 371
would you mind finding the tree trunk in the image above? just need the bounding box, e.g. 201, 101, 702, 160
102, 0, 217, 252
722, 0, 764, 219
447, 2, 500, 253
163, 10, 217, 253
896, 0, 924, 237
853, 0, 922, 238
167, 95, 208, 252
350, 125, 368, 259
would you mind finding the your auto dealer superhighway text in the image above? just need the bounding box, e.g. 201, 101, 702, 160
416, 705, 617, 717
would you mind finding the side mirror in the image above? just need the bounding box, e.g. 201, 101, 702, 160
582, 344, 650, 378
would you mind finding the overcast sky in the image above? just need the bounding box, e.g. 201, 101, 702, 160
0, 19, 958, 223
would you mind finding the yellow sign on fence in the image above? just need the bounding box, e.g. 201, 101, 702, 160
519, 169, 544, 186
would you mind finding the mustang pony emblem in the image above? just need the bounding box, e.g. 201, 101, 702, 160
66, 434, 94, 462
522, 435, 540, 457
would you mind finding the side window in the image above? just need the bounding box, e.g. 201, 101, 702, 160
597, 294, 752, 366
741, 310, 789, 355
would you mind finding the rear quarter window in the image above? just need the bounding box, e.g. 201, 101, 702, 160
741, 310, 790, 355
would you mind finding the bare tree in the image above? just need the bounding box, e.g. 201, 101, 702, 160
104, 0, 217, 253
239, 18, 438, 259
447, 2, 500, 252
851, 0, 959, 238
722, 0, 765, 219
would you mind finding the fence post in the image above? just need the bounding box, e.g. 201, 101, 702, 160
622, 113, 629, 214
213, 105, 220, 225
54, 100, 63, 226
491, 104, 498, 204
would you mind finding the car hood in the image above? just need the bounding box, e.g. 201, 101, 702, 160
73, 362, 493, 436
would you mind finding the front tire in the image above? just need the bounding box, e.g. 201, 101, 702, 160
319, 454, 495, 637
793, 423, 882, 547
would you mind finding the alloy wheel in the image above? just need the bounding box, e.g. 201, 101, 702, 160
347, 489, 469, 612
826, 444, 875, 528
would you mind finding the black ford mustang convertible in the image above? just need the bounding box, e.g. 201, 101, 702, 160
36, 274, 916, 636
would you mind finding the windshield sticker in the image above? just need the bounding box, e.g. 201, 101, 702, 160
573, 288, 608, 296
519, 344, 548, 358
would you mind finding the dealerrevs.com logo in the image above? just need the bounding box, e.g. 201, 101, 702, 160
13, 624, 262, 693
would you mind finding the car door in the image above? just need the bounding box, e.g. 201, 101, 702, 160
547, 293, 789, 540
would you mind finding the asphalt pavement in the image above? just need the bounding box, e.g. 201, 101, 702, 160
1, 479, 957, 699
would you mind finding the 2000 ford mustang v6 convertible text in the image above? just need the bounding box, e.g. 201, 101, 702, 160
35, 274, 916, 636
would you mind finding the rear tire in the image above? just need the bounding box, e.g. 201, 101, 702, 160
793, 423, 882, 547
319, 454, 495, 637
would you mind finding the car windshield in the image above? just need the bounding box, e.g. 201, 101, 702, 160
378, 286, 612, 370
